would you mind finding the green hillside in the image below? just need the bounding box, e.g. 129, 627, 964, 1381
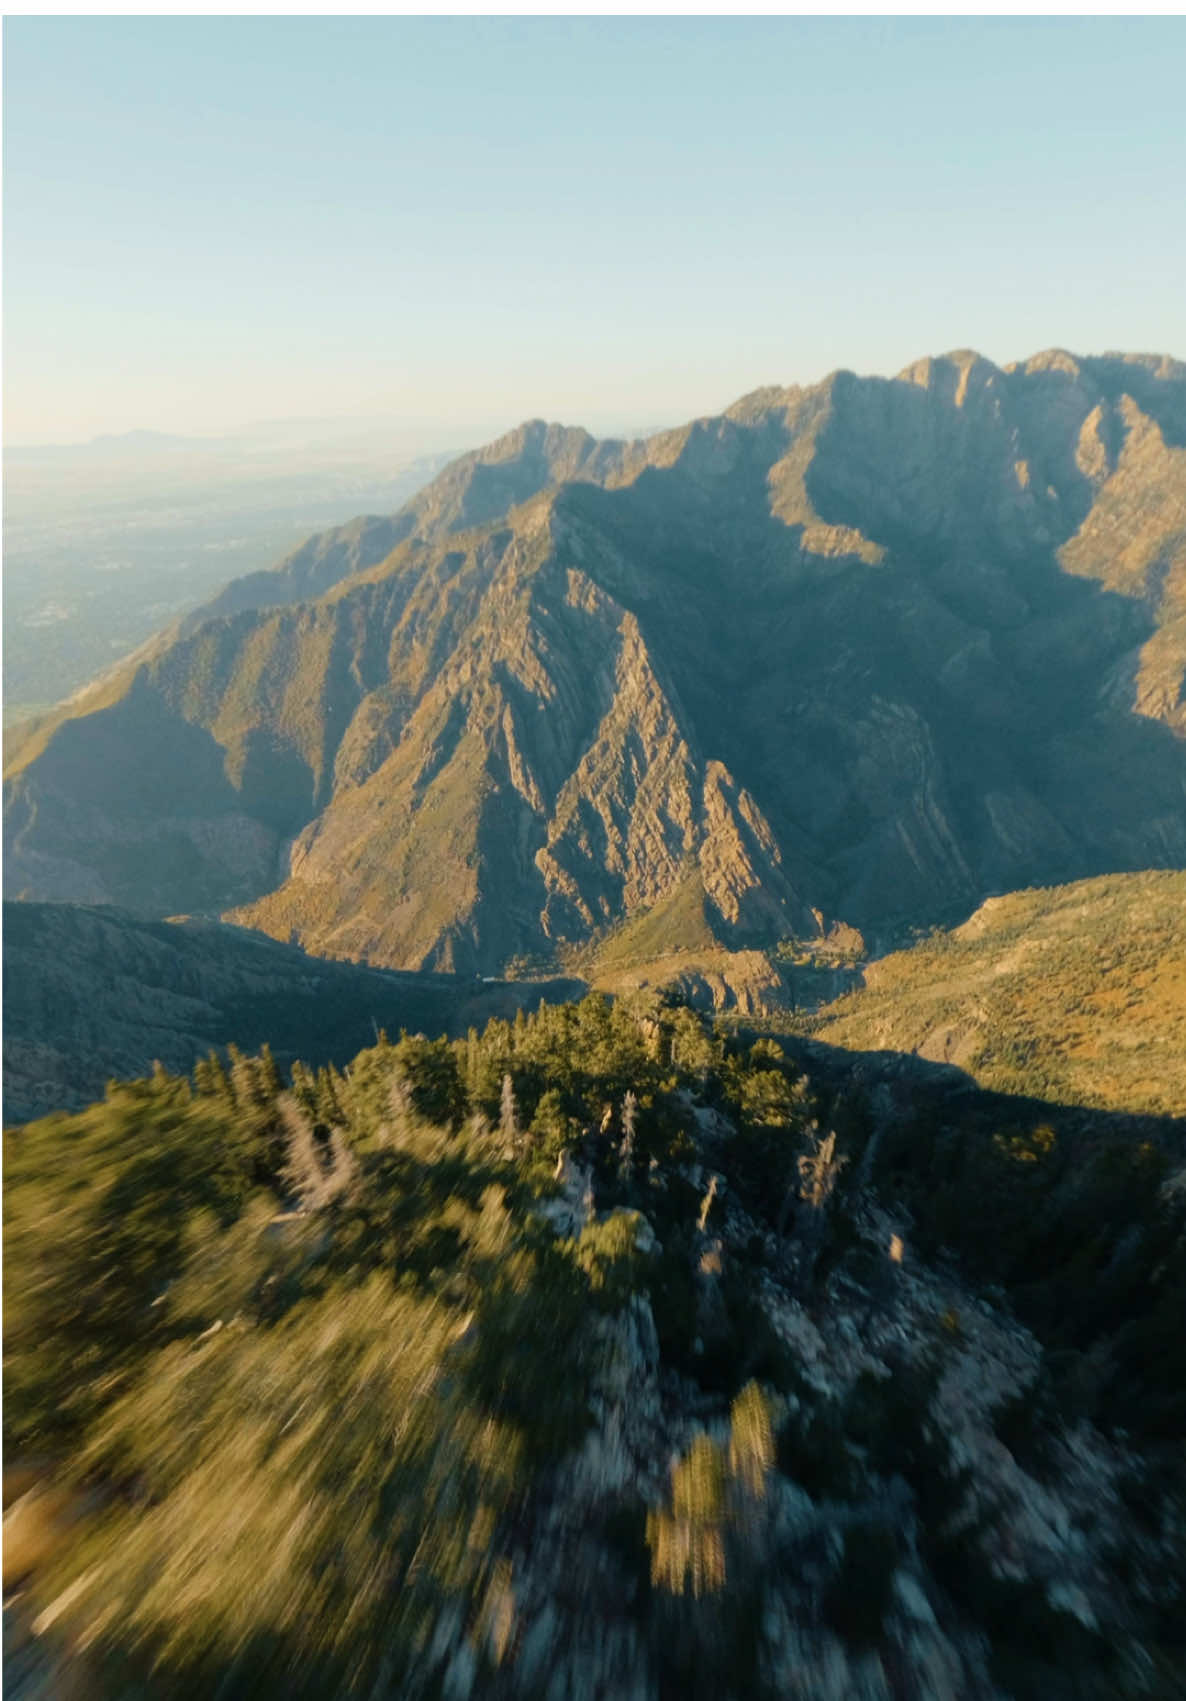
811, 871, 1186, 1116
1, 900, 584, 1124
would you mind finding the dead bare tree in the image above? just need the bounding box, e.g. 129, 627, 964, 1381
619, 1089, 638, 1184
499, 1073, 518, 1148
790, 1126, 849, 1291
278, 1093, 357, 1211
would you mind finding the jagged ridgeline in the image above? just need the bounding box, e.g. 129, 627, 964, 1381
5, 994, 1185, 1700
6, 350, 1186, 977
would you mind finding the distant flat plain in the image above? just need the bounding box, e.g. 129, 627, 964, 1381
2, 424, 461, 717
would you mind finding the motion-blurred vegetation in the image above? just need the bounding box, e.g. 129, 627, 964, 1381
4, 990, 1184, 1698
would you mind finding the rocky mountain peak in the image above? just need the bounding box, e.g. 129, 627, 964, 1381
897, 346, 1003, 404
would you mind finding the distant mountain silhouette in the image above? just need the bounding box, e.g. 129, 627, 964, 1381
5, 428, 224, 461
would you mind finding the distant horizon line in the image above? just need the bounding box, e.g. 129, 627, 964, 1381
7, 342, 1182, 456
3, 410, 677, 458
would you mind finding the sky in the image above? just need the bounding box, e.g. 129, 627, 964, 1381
4, 16, 1186, 445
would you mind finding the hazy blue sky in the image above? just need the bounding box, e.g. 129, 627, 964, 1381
5, 16, 1185, 444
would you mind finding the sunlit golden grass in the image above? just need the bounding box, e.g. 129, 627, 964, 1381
2, 1045, 615, 1695
812, 871, 1186, 1115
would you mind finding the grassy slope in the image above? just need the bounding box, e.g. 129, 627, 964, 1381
810, 871, 1186, 1116
556, 873, 784, 1014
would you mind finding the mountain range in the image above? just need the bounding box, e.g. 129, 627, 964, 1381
6, 347, 1185, 984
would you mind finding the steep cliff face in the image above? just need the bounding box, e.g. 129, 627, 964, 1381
6, 350, 1185, 971
232, 515, 815, 972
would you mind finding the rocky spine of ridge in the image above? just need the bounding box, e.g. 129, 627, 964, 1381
5, 349, 1186, 975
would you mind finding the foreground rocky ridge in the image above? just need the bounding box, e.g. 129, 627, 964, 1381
482, 1178, 1163, 1701
5, 996, 1184, 1700
6, 348, 1186, 972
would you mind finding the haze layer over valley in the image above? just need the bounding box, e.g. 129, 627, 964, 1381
3, 423, 459, 717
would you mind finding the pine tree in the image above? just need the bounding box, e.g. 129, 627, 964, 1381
531, 1088, 571, 1160
463, 1027, 481, 1108
225, 1043, 251, 1108
207, 1050, 234, 1107
257, 1043, 282, 1100
315, 1067, 342, 1130
224, 1046, 284, 1181
289, 1059, 317, 1116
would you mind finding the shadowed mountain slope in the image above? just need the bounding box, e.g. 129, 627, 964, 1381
1, 901, 583, 1124
6, 350, 1185, 973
